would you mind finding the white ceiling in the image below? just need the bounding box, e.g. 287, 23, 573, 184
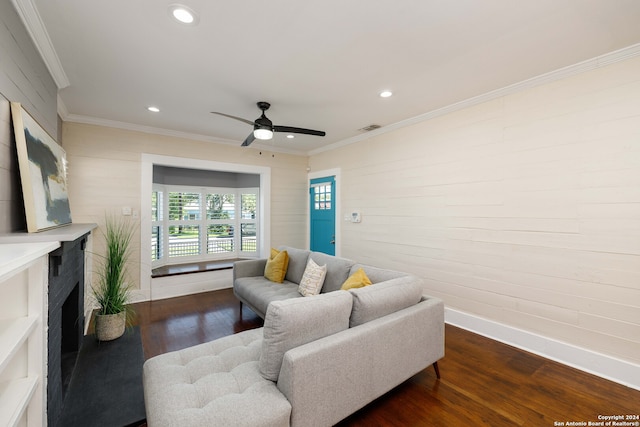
20, 0, 640, 154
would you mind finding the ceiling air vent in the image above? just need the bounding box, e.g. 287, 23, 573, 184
359, 124, 381, 132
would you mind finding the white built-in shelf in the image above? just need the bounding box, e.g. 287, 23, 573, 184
0, 242, 55, 427
0, 242, 59, 281
0, 376, 39, 427
0, 317, 38, 373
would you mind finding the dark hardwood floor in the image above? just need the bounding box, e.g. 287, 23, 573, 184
130, 288, 640, 426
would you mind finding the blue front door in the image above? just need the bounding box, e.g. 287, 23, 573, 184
310, 176, 335, 255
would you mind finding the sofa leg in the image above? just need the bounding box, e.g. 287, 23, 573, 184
432, 362, 441, 379
239, 301, 243, 319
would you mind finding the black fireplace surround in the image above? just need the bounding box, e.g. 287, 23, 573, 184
47, 234, 88, 427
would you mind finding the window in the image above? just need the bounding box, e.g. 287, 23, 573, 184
151, 190, 163, 261
313, 183, 332, 210
241, 193, 257, 252
152, 185, 258, 266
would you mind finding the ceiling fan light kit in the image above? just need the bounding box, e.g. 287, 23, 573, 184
253, 128, 273, 140
211, 101, 326, 147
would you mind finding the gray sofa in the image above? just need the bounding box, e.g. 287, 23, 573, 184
233, 246, 425, 319
143, 248, 444, 427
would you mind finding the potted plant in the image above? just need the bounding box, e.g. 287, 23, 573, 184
93, 215, 135, 341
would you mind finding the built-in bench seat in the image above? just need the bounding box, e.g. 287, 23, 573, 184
151, 258, 253, 300
151, 259, 247, 278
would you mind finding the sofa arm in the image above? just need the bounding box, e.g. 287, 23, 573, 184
277, 296, 444, 427
233, 259, 267, 281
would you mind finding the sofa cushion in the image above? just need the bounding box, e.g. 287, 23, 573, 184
234, 277, 301, 317
297, 258, 327, 297
264, 249, 289, 283
309, 252, 355, 293
340, 267, 372, 290
259, 291, 352, 381
279, 246, 310, 284
143, 328, 291, 427
348, 277, 423, 327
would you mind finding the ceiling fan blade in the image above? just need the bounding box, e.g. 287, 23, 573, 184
273, 125, 326, 137
211, 112, 255, 126
241, 133, 256, 147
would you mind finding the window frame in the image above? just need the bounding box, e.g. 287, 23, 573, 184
152, 184, 259, 267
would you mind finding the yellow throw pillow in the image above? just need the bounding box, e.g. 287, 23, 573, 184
340, 268, 372, 290
271, 248, 289, 274
264, 249, 289, 283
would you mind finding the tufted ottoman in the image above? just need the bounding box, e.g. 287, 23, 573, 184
143, 328, 291, 427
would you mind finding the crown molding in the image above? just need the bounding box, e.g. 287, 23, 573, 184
11, 0, 70, 89
61, 109, 311, 155
64, 113, 239, 146
62, 113, 306, 156
309, 42, 640, 156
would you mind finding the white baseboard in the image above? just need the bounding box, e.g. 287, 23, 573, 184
445, 308, 640, 391
128, 288, 151, 303
150, 269, 233, 300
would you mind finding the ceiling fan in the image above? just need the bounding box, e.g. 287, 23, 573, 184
211, 101, 326, 147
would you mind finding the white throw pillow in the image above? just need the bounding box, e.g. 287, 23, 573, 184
297, 258, 327, 296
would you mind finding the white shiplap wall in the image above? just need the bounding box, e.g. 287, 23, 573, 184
62, 122, 309, 295
310, 56, 640, 372
0, 0, 58, 233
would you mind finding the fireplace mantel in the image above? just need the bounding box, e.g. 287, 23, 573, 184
0, 223, 97, 244
0, 224, 97, 285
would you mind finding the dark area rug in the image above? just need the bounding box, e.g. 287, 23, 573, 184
58, 326, 146, 427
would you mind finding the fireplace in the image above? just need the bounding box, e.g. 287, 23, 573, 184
60, 282, 81, 395
47, 234, 88, 427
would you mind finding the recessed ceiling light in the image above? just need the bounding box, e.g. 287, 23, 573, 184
286, 135, 295, 139
168, 4, 198, 25
147, 106, 160, 113
379, 90, 393, 98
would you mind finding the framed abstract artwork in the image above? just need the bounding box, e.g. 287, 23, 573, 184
11, 102, 72, 232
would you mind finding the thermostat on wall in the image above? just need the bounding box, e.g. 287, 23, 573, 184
351, 212, 361, 223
